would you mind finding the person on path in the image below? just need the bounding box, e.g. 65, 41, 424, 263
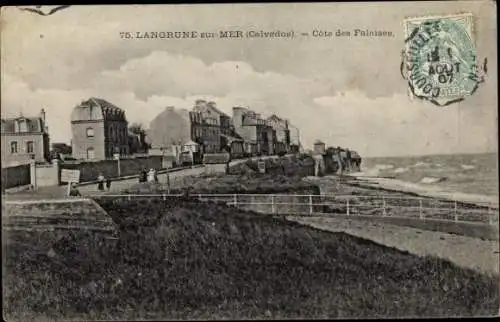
154, 169, 159, 183
147, 168, 155, 182
69, 183, 81, 197
139, 168, 147, 183
106, 177, 112, 191
97, 173, 105, 191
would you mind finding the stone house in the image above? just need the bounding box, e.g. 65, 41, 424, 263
232, 106, 275, 156
1, 109, 50, 165
70, 98, 130, 160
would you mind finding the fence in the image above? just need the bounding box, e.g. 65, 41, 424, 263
90, 193, 500, 226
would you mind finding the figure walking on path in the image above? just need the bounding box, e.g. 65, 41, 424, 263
97, 173, 105, 191
106, 177, 112, 191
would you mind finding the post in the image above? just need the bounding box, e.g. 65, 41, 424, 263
271, 195, 275, 214
419, 199, 423, 219
163, 194, 166, 201
382, 196, 387, 217
128, 195, 131, 201
233, 194, 237, 206
488, 206, 493, 225
309, 195, 313, 215
117, 158, 121, 177
66, 181, 71, 197
167, 173, 171, 194
346, 198, 350, 216
454, 201, 458, 222
198, 194, 202, 201
29, 159, 37, 190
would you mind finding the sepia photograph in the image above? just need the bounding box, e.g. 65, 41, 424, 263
1, 2, 498, 320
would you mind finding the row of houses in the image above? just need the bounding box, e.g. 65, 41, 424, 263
147, 100, 301, 162
1, 98, 301, 165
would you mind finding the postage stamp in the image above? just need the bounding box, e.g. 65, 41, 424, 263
403, 13, 481, 106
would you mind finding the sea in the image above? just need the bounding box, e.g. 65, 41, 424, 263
360, 152, 498, 198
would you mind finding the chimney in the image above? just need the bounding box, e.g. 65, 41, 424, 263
40, 109, 46, 121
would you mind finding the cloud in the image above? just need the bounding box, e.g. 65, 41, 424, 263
313, 91, 497, 157
2, 48, 496, 157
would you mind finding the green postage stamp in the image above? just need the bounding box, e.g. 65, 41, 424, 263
402, 13, 482, 106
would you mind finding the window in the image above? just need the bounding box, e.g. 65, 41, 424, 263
19, 120, 28, 132
26, 141, 34, 154
87, 147, 95, 160
10, 141, 18, 153
86, 127, 94, 137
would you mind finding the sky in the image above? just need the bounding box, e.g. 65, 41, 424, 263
1, 2, 497, 157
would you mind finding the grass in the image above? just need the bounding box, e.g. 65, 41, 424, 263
3, 197, 499, 320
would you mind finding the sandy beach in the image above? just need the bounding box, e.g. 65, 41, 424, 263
289, 215, 499, 275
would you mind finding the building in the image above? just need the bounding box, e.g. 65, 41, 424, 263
191, 100, 221, 153
232, 107, 275, 156
1, 109, 50, 164
148, 106, 191, 151
288, 124, 301, 153
267, 114, 291, 154
70, 98, 129, 160
313, 140, 326, 155
195, 100, 244, 157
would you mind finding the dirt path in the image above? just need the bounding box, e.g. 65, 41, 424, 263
288, 215, 499, 275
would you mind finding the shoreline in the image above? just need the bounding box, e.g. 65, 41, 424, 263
347, 173, 499, 207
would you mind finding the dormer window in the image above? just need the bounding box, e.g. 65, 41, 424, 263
14, 119, 28, 133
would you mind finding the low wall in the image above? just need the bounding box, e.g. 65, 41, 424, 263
204, 163, 228, 176
35, 163, 59, 187
1, 164, 31, 190
60, 156, 163, 183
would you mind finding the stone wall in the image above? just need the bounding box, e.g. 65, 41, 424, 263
60, 156, 163, 183
204, 163, 228, 176
1, 164, 31, 190
35, 161, 59, 187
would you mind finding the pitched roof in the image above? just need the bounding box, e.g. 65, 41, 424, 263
1, 117, 45, 134
71, 97, 127, 122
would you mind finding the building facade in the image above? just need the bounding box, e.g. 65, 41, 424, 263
70, 98, 129, 160
1, 109, 50, 164
267, 114, 291, 154
232, 107, 275, 156
148, 106, 191, 151
288, 124, 301, 153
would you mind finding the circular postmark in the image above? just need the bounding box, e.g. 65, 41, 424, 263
404, 17, 480, 106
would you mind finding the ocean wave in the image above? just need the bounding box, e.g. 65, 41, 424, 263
420, 176, 448, 184
461, 164, 476, 170
394, 167, 408, 174
413, 162, 429, 167
373, 164, 394, 170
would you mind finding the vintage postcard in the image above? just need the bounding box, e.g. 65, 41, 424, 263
1, 2, 498, 320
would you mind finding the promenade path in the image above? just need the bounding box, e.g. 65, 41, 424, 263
2, 156, 278, 200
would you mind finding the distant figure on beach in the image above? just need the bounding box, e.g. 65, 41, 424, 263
97, 173, 105, 191
69, 183, 81, 197
106, 177, 112, 191
154, 169, 159, 183
139, 168, 147, 183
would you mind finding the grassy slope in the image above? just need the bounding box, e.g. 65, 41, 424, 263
3, 197, 499, 320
